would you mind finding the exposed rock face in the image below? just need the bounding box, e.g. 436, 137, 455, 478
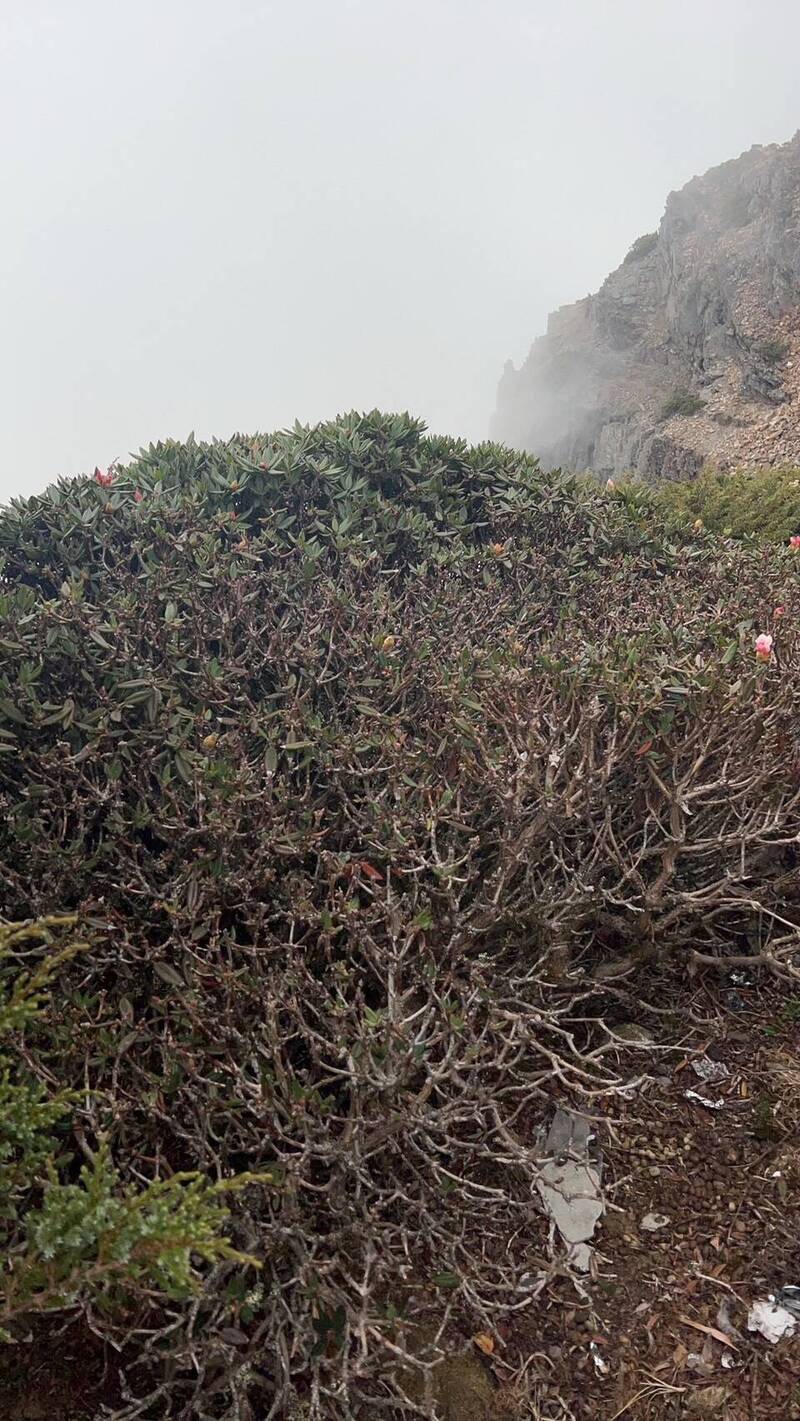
492, 133, 800, 478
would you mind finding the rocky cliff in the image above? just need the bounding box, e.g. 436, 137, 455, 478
492, 133, 800, 479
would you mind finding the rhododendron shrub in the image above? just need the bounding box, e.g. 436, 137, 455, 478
0, 413, 798, 1416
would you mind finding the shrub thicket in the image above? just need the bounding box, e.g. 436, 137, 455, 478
0, 412, 799, 1416
623, 232, 658, 264
756, 337, 790, 366
659, 387, 706, 420
654, 462, 800, 542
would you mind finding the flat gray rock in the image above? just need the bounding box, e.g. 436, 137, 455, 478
536, 1109, 603, 1273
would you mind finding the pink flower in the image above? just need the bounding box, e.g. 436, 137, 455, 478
774, 606, 785, 618
134, 489, 143, 503
790, 535, 800, 549
755, 633, 774, 662
94, 467, 114, 488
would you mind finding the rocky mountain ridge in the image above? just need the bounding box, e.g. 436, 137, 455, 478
492, 132, 800, 478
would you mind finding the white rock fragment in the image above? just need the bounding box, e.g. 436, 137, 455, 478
640, 1212, 670, 1232
685, 1090, 725, 1110
691, 1056, 729, 1084
747, 1298, 797, 1344
590, 1341, 610, 1376
535, 1109, 603, 1274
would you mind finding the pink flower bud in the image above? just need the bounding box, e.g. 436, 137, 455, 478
93, 467, 114, 488
134, 489, 143, 503
755, 633, 773, 662
790, 535, 800, 549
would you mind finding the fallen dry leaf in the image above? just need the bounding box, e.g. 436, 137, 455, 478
678, 1315, 737, 1349
472, 1333, 495, 1355
358, 861, 384, 882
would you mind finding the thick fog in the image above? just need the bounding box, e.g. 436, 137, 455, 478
2, 0, 800, 499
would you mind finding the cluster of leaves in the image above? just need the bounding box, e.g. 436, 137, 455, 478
0, 411, 798, 1415
659, 387, 706, 420
0, 413, 533, 599
0, 917, 263, 1341
654, 463, 800, 542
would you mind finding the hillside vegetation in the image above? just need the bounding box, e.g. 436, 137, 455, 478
0, 413, 799, 1417
652, 461, 800, 542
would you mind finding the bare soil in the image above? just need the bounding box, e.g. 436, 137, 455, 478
487, 965, 800, 1420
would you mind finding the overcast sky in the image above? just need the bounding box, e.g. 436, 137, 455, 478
2, 0, 800, 500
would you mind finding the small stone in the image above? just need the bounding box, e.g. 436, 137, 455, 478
686, 1386, 729, 1416
640, 1212, 670, 1232
614, 1022, 653, 1043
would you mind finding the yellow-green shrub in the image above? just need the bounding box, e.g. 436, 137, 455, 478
654, 463, 800, 541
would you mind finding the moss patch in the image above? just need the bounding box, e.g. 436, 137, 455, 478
400, 1339, 496, 1420
432, 1354, 496, 1420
